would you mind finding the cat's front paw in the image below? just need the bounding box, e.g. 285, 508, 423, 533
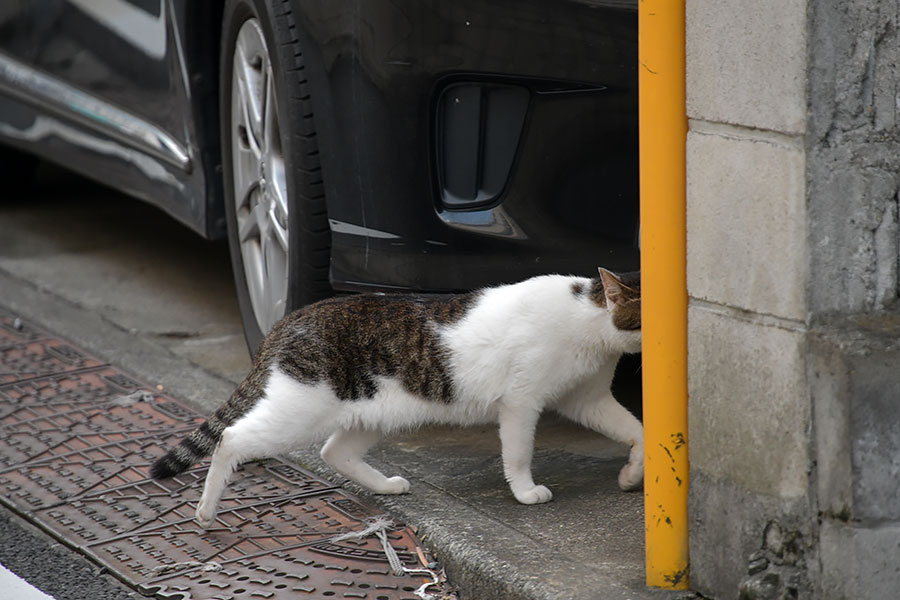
617, 461, 643, 491
195, 502, 217, 528
376, 475, 410, 495
514, 485, 553, 505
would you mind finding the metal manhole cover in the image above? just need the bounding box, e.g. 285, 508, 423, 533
0, 310, 437, 600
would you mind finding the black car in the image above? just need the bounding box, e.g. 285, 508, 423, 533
0, 0, 639, 352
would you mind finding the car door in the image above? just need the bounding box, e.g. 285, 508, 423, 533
0, 0, 213, 235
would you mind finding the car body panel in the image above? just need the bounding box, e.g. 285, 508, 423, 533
0, 0, 638, 292
290, 0, 639, 289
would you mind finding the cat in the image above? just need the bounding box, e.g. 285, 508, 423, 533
150, 268, 643, 528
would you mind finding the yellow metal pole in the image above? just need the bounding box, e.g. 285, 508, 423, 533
639, 0, 689, 590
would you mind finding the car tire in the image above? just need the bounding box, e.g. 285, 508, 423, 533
220, 0, 332, 355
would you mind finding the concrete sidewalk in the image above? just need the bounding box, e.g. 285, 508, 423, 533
0, 266, 690, 600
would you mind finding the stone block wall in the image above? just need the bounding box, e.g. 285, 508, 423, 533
685, 0, 900, 598
685, 0, 814, 597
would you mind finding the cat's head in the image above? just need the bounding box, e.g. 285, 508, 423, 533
594, 268, 641, 331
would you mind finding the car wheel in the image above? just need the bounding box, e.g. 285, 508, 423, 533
220, 0, 331, 354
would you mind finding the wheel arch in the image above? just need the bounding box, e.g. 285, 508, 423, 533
178, 1, 227, 239
179, 0, 344, 249
274, 0, 345, 239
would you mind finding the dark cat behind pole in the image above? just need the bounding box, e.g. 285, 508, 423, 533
152, 268, 643, 528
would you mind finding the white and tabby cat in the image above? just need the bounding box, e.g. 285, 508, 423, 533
151, 268, 643, 527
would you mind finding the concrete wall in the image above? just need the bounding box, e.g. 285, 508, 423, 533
686, 1, 900, 598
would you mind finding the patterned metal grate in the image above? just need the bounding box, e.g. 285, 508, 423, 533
0, 311, 433, 600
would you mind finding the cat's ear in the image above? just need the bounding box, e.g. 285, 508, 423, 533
598, 267, 626, 307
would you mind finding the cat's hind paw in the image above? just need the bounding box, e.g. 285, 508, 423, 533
514, 485, 553, 505
195, 502, 217, 529
617, 461, 643, 491
375, 475, 410, 495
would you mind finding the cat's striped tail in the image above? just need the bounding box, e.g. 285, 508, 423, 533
150, 380, 257, 478
149, 415, 226, 479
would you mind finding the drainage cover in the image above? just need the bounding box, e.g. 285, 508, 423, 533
0, 311, 436, 600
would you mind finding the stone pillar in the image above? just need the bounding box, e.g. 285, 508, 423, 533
685, 0, 900, 598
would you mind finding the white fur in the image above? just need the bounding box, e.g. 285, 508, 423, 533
195, 275, 643, 526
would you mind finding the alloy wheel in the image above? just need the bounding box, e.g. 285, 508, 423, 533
229, 18, 289, 335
